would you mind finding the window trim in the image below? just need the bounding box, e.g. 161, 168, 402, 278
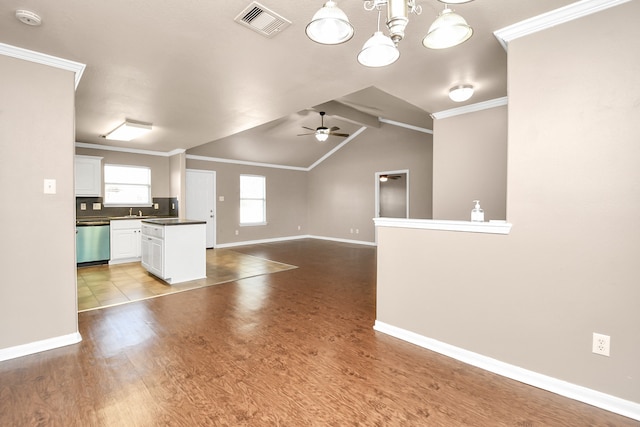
103, 164, 152, 207
239, 174, 267, 226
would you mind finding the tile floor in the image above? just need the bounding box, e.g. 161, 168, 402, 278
77, 248, 296, 312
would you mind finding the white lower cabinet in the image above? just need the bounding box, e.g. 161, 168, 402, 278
110, 219, 142, 264
141, 221, 206, 284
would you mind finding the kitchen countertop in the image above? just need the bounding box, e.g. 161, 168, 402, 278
141, 218, 206, 226
76, 215, 176, 225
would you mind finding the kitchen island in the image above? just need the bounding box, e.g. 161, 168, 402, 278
140, 218, 206, 284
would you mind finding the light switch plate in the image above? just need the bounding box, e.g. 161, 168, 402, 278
43, 178, 56, 194
219, 196, 225, 202
80, 203, 87, 210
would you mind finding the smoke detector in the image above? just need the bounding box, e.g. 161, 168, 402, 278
16, 10, 42, 26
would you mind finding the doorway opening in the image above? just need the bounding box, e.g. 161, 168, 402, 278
375, 170, 409, 219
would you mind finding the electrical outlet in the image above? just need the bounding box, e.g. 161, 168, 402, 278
80, 203, 87, 211
235, 230, 239, 236
592, 333, 610, 356
154, 203, 159, 209
92, 202, 101, 210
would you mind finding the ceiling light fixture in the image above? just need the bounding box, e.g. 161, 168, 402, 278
103, 121, 152, 141
305, 0, 354, 45
358, 10, 399, 67
307, 0, 473, 66
422, 6, 473, 49
315, 128, 330, 142
449, 84, 474, 102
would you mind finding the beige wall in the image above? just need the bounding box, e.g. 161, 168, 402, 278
376, 2, 639, 404
308, 123, 432, 243
433, 105, 507, 221
0, 56, 78, 349
75, 147, 171, 197
186, 159, 308, 244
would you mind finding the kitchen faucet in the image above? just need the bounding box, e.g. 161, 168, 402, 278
129, 208, 133, 216
139, 210, 143, 217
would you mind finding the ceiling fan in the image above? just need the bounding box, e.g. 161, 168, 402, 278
298, 111, 349, 142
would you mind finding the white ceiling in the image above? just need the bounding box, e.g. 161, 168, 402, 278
1, 0, 576, 167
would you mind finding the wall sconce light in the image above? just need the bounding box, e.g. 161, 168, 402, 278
103, 120, 152, 141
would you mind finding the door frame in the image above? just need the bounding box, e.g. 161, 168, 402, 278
375, 169, 410, 218
186, 169, 216, 249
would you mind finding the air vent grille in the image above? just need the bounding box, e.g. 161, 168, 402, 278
234, 2, 292, 38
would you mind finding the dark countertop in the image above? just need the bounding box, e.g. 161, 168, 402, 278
141, 218, 206, 226
76, 215, 177, 225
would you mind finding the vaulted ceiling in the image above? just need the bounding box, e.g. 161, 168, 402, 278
1, 0, 576, 167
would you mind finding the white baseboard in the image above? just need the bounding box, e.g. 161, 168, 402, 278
373, 321, 640, 421
308, 235, 376, 246
215, 234, 376, 249
0, 332, 82, 362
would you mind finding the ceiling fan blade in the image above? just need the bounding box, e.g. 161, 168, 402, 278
329, 126, 340, 132
302, 126, 316, 131
297, 132, 315, 136
329, 132, 350, 137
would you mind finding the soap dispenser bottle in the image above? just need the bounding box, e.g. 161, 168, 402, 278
471, 200, 484, 222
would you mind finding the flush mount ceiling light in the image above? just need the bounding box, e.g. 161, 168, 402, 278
305, 0, 354, 45
449, 84, 474, 102
307, 0, 473, 67
103, 121, 152, 141
422, 6, 473, 49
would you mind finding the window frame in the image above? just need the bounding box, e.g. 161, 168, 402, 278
239, 174, 267, 226
103, 164, 152, 207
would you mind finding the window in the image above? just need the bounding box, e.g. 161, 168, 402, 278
240, 174, 266, 225
104, 164, 151, 206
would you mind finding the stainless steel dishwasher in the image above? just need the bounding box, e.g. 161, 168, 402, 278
76, 220, 110, 265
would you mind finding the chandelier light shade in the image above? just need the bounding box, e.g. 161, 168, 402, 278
305, 1, 355, 45
358, 31, 400, 67
422, 7, 473, 49
104, 120, 152, 141
449, 84, 474, 102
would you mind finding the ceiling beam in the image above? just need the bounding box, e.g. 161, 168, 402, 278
312, 100, 381, 128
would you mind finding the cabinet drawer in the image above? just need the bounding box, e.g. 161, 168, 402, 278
142, 224, 164, 239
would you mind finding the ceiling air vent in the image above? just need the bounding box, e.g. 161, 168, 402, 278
234, 2, 292, 38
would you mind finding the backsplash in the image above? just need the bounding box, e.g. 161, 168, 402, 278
76, 197, 179, 218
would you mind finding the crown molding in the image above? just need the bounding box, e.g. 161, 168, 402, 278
494, 0, 632, 50
75, 142, 180, 157
0, 42, 85, 89
378, 118, 433, 135
431, 97, 508, 120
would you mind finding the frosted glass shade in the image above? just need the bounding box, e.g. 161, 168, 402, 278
422, 8, 473, 49
357, 32, 400, 67
305, 1, 354, 45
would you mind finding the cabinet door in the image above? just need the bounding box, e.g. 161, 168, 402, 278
75, 156, 102, 196
111, 229, 138, 259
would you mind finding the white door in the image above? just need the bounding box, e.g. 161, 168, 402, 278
186, 169, 216, 248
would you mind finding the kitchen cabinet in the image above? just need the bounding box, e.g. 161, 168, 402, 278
75, 155, 102, 197
110, 219, 142, 264
141, 219, 206, 284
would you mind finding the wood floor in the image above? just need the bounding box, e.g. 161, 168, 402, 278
0, 239, 636, 426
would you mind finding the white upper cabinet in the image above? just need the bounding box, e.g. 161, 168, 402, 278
75, 155, 102, 197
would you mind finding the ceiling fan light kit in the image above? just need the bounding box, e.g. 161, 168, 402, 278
298, 111, 350, 142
